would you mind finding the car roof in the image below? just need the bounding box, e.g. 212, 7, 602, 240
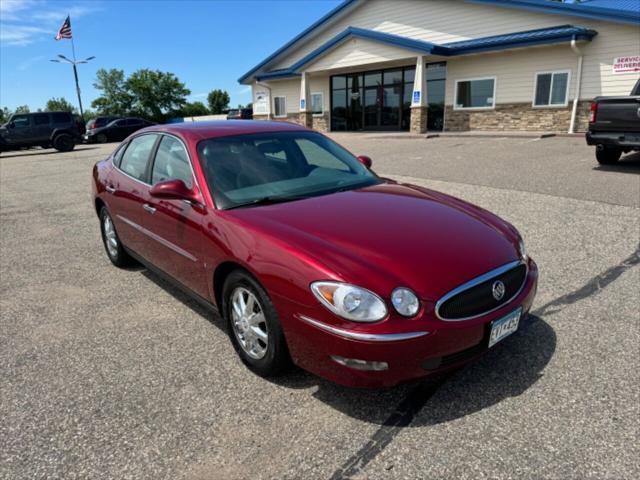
139, 120, 309, 142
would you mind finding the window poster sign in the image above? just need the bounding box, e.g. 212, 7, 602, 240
254, 89, 269, 114
613, 56, 640, 74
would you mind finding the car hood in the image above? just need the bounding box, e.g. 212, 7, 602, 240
228, 181, 521, 301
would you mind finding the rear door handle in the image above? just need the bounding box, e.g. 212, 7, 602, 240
105, 185, 116, 194
143, 203, 156, 214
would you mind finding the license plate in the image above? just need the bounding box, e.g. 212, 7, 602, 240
488, 307, 522, 348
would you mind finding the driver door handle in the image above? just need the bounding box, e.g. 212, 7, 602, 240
105, 185, 116, 194
143, 204, 156, 214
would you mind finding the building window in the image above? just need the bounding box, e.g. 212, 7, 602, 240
533, 71, 570, 107
454, 77, 496, 110
274, 96, 287, 118
311, 92, 323, 116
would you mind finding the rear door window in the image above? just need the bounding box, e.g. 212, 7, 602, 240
33, 114, 50, 126
51, 112, 71, 124
118, 134, 158, 182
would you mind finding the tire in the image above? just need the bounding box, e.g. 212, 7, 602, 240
595, 147, 621, 165
99, 207, 134, 268
222, 270, 291, 377
52, 133, 75, 152
96, 133, 108, 144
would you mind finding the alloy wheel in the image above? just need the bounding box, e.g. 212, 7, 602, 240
103, 215, 119, 258
230, 287, 269, 360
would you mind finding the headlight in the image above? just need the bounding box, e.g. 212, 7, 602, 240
518, 238, 528, 262
311, 281, 387, 322
391, 287, 420, 317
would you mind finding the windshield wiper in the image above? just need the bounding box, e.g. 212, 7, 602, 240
225, 195, 306, 210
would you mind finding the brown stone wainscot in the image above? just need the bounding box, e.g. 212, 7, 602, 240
444, 101, 591, 132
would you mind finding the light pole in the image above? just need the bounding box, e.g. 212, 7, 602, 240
50, 54, 95, 122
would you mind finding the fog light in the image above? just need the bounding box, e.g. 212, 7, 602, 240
331, 355, 388, 371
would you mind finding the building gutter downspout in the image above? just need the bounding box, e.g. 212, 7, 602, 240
569, 36, 584, 134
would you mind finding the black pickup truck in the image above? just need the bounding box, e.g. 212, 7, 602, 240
586, 79, 640, 164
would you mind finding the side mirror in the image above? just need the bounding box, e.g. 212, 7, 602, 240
150, 179, 202, 205
8, 121, 15, 129
357, 155, 372, 169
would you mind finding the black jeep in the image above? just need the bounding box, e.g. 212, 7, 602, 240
0, 111, 81, 153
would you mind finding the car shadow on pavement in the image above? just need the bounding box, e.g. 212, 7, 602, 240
139, 268, 228, 333
134, 265, 555, 427
593, 151, 640, 174
278, 315, 556, 427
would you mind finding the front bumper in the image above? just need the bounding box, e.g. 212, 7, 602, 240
281, 259, 539, 388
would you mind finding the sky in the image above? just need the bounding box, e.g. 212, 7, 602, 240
0, 0, 343, 112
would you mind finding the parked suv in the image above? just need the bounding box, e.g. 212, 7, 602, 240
0, 111, 80, 152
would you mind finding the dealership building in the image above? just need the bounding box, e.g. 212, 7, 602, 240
239, 0, 640, 134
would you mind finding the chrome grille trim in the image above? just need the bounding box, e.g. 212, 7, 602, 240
435, 260, 528, 322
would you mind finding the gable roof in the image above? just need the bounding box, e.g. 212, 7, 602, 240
466, 0, 640, 24
253, 25, 597, 81
239, 0, 636, 84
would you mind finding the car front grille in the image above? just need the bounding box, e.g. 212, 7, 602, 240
436, 261, 527, 320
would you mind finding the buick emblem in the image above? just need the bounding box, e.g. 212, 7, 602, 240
492, 281, 506, 301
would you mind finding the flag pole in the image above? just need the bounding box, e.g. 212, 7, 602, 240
68, 16, 85, 122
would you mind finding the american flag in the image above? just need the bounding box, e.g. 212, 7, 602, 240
55, 16, 72, 40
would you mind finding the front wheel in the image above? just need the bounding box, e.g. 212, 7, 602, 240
222, 270, 291, 377
99, 207, 134, 267
96, 133, 108, 143
595, 147, 621, 165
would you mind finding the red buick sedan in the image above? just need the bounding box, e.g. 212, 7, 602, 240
92, 121, 538, 388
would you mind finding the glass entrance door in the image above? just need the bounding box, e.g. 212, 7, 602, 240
331, 66, 415, 131
426, 62, 446, 131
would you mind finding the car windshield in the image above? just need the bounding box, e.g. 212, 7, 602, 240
197, 131, 381, 209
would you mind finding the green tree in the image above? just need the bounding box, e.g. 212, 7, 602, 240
126, 69, 190, 122
45, 97, 76, 112
14, 105, 30, 114
0, 107, 12, 123
178, 101, 210, 117
207, 89, 230, 114
91, 68, 133, 115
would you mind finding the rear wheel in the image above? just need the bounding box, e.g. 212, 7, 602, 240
99, 207, 134, 267
53, 133, 75, 152
222, 270, 291, 377
595, 147, 621, 165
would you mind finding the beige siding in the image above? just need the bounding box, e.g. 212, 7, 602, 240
306, 37, 415, 72
268, 79, 301, 115
309, 75, 330, 114
445, 45, 579, 105
267, 0, 639, 99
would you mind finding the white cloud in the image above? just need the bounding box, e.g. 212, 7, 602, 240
0, 25, 49, 46
17, 54, 46, 70
0, 0, 102, 47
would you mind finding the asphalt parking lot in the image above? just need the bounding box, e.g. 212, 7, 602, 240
1, 135, 639, 479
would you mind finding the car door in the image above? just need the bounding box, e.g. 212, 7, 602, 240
4, 115, 33, 146
31, 113, 51, 144
107, 120, 127, 141
106, 133, 160, 256
141, 134, 208, 298
126, 119, 144, 137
